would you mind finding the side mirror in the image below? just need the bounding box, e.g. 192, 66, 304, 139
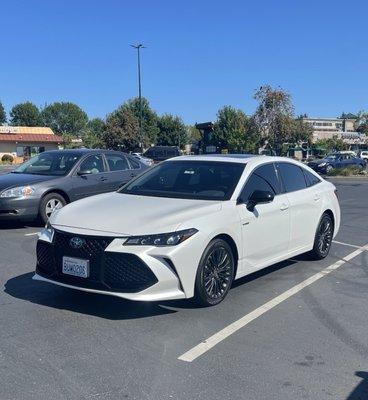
77, 169, 93, 176
246, 190, 274, 211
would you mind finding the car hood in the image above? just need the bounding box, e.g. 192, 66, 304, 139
0, 173, 56, 192
51, 192, 223, 235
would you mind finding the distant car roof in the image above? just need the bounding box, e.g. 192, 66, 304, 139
42, 149, 127, 155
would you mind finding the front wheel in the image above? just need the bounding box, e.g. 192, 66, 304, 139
194, 239, 235, 307
39, 193, 66, 224
309, 213, 333, 260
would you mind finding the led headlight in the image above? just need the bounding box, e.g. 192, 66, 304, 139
318, 162, 327, 167
124, 228, 198, 247
0, 186, 35, 198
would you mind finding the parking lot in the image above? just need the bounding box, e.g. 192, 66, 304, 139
0, 177, 367, 400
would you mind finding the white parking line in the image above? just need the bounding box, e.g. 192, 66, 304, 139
178, 243, 368, 363
332, 240, 363, 249
24, 232, 39, 237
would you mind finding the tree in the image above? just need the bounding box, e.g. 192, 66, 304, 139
10, 102, 41, 126
253, 85, 294, 154
104, 107, 139, 151
214, 106, 259, 153
339, 112, 358, 119
356, 111, 368, 135
41, 102, 88, 136
120, 97, 159, 146
0, 101, 6, 124
314, 137, 348, 153
82, 118, 106, 148
156, 114, 187, 148
292, 116, 313, 143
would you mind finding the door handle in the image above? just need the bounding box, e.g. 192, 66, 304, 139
280, 203, 289, 211
314, 194, 321, 201
99, 176, 108, 181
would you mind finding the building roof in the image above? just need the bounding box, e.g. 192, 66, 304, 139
0, 133, 63, 143
0, 126, 55, 135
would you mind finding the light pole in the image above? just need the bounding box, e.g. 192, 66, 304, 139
131, 43, 146, 152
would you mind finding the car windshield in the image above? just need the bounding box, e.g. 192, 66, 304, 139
13, 152, 81, 176
119, 160, 245, 200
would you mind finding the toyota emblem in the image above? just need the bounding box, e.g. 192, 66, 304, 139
69, 237, 86, 249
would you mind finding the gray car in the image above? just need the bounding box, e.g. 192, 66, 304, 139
0, 149, 149, 223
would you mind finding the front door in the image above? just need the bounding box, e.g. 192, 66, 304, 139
237, 163, 290, 272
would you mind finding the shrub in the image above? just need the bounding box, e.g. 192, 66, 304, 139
1, 154, 14, 163
327, 166, 362, 176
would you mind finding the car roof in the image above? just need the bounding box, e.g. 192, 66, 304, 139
41, 149, 128, 155
168, 154, 266, 164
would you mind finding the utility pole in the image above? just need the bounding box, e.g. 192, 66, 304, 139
130, 43, 146, 152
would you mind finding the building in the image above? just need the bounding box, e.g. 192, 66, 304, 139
302, 116, 356, 141
0, 126, 63, 162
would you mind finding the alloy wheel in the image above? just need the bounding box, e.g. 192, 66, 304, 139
203, 246, 233, 300
45, 198, 64, 218
317, 217, 332, 256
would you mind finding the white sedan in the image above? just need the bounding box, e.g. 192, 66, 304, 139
34, 155, 340, 306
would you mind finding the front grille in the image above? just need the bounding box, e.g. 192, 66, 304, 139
36, 230, 158, 293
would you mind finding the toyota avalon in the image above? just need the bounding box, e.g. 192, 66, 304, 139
34, 155, 340, 306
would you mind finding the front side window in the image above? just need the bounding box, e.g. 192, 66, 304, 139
120, 161, 245, 200
105, 154, 130, 171
240, 163, 280, 202
13, 152, 81, 176
79, 155, 105, 174
277, 163, 307, 192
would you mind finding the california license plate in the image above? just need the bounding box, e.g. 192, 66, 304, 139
62, 256, 89, 278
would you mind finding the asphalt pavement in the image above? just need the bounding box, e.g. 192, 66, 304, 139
0, 177, 367, 400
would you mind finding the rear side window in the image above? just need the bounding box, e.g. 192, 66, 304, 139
303, 168, 321, 187
277, 163, 307, 192
240, 163, 281, 201
105, 154, 130, 171
128, 157, 141, 170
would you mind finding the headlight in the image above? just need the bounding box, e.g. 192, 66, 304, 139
123, 228, 198, 247
318, 162, 327, 167
0, 186, 35, 198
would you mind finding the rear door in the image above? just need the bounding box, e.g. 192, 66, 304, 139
237, 163, 290, 270
277, 162, 322, 251
71, 154, 110, 200
104, 153, 134, 191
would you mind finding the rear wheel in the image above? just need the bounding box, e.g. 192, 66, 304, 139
194, 239, 235, 306
39, 193, 66, 224
326, 165, 333, 174
309, 213, 333, 260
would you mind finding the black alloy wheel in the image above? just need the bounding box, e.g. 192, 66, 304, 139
310, 213, 333, 260
195, 239, 235, 306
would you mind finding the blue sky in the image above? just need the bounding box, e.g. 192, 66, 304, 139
1, 0, 367, 124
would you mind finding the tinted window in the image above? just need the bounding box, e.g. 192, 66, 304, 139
240, 163, 281, 202
105, 154, 129, 171
120, 161, 245, 200
303, 169, 321, 187
278, 163, 307, 192
79, 155, 105, 174
128, 157, 141, 170
14, 152, 80, 176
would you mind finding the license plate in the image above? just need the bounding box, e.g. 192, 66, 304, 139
62, 256, 89, 278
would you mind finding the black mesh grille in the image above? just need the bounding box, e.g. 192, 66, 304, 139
36, 230, 158, 293
36, 241, 55, 276
103, 253, 158, 291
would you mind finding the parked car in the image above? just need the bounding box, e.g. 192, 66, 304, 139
0, 149, 148, 223
35, 155, 340, 306
307, 152, 366, 174
131, 152, 154, 166
358, 150, 368, 163
143, 146, 180, 163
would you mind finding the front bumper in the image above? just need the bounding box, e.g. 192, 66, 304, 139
0, 197, 39, 220
34, 227, 206, 301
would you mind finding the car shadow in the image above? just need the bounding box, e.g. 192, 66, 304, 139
0, 220, 42, 230
346, 371, 368, 399
4, 272, 177, 320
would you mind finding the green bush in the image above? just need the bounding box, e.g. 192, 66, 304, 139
1, 154, 14, 163
327, 166, 363, 176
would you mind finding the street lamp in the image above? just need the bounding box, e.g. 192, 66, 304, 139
130, 43, 146, 152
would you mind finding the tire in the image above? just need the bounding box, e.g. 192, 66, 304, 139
194, 238, 235, 307
39, 193, 66, 224
309, 213, 333, 260
326, 165, 333, 174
